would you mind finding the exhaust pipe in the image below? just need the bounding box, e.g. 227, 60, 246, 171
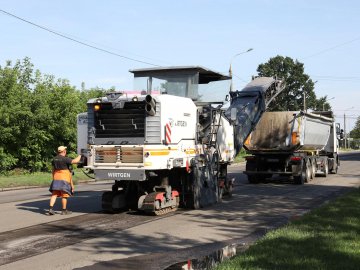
145, 95, 156, 116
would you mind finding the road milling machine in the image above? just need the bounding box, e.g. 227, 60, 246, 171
77, 66, 285, 215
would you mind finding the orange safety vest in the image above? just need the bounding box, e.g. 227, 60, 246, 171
52, 169, 72, 183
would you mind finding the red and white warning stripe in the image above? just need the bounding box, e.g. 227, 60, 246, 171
165, 123, 172, 144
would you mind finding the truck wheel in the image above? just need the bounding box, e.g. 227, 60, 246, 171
323, 159, 329, 177
330, 159, 338, 174
294, 163, 306, 185
310, 159, 316, 179
330, 164, 338, 174
305, 160, 312, 182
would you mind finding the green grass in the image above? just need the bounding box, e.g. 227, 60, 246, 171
215, 188, 360, 270
0, 169, 91, 188
234, 148, 249, 163
339, 147, 355, 152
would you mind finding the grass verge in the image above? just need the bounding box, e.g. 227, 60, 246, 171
0, 169, 91, 189
215, 188, 360, 270
234, 148, 249, 163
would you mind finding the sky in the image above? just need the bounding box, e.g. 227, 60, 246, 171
0, 0, 359, 131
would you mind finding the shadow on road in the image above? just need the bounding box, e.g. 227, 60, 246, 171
16, 190, 104, 215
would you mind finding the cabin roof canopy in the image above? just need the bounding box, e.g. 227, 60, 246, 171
129, 66, 230, 84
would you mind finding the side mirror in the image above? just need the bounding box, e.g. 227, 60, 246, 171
77, 154, 88, 168
335, 123, 344, 139
225, 95, 229, 102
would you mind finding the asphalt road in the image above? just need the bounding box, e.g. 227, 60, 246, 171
0, 152, 359, 270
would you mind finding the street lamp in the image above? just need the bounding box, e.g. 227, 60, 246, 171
323, 97, 335, 111
229, 48, 253, 91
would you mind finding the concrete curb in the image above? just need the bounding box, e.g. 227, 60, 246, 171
0, 185, 44, 192
0, 179, 97, 192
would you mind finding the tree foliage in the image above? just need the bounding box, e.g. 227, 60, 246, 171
257, 55, 330, 111
0, 58, 106, 173
350, 116, 360, 139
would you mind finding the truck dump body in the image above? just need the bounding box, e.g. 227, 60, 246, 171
244, 111, 339, 185
244, 111, 333, 153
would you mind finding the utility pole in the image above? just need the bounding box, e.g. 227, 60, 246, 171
303, 91, 306, 111
343, 106, 355, 149
344, 113, 347, 149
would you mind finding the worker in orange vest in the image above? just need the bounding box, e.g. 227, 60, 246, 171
47, 146, 81, 215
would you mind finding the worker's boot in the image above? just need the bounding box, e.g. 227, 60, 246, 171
61, 209, 72, 215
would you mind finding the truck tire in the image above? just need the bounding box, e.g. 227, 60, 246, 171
305, 159, 312, 182
321, 157, 329, 177
323, 158, 329, 177
330, 157, 338, 174
330, 163, 338, 174
294, 162, 306, 185
310, 159, 316, 179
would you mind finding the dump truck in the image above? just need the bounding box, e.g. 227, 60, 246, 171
78, 66, 285, 214
243, 111, 341, 184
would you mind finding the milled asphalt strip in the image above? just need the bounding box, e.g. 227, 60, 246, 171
0, 210, 183, 266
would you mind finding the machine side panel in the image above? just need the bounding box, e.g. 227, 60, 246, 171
158, 95, 197, 144
217, 115, 235, 162
145, 101, 161, 143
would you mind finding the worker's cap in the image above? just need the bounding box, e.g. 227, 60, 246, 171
57, 146, 67, 153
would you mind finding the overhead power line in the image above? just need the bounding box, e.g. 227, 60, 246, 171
302, 36, 360, 60
311, 75, 360, 82
0, 8, 161, 67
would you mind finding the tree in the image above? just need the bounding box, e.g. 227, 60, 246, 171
314, 96, 332, 111
350, 116, 360, 139
257, 56, 329, 111
0, 58, 107, 173
0, 58, 34, 171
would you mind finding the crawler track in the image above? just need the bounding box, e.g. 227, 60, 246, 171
154, 206, 178, 216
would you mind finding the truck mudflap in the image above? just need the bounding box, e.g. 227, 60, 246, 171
102, 191, 127, 212
226, 77, 285, 154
